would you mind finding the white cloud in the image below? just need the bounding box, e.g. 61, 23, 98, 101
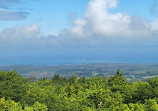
151, 19, 158, 31
70, 0, 158, 38
1, 0, 158, 47
0, 24, 40, 42
21, 24, 40, 37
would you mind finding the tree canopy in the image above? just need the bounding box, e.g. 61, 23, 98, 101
0, 70, 158, 111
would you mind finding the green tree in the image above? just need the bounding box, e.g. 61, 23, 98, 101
0, 70, 28, 104
108, 69, 128, 86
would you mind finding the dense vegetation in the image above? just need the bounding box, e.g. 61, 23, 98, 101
0, 70, 158, 111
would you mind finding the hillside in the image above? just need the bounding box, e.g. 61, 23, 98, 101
0, 63, 158, 82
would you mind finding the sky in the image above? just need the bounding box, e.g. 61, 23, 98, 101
0, 0, 158, 65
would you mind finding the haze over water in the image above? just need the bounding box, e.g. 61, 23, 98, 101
0, 54, 158, 66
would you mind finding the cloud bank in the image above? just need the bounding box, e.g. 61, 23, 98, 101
0, 24, 40, 44
70, 0, 158, 38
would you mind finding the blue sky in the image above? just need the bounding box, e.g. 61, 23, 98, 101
0, 0, 89, 34
0, 0, 157, 34
0, 0, 158, 65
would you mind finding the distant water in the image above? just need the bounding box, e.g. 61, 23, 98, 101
0, 55, 158, 66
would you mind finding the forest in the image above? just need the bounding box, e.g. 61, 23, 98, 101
0, 70, 158, 111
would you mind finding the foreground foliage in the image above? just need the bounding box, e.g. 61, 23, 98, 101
0, 70, 158, 111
